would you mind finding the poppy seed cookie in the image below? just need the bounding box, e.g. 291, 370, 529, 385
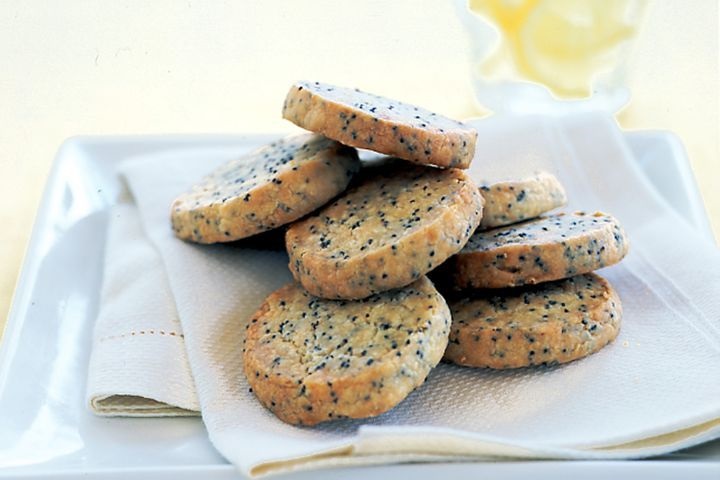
444, 273, 621, 369
282, 81, 477, 169
479, 172, 567, 229
439, 212, 628, 289
243, 277, 451, 425
285, 164, 484, 299
171, 134, 360, 244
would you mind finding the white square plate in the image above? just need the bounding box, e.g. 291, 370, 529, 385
0, 131, 717, 479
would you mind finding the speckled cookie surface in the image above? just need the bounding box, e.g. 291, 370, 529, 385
285, 164, 484, 299
171, 134, 360, 244
282, 81, 477, 169
243, 277, 450, 425
440, 211, 628, 289
479, 172, 567, 229
444, 273, 621, 369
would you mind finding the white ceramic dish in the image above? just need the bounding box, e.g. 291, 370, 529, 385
0, 131, 717, 479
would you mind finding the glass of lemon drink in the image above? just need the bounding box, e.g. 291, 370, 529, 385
459, 0, 647, 114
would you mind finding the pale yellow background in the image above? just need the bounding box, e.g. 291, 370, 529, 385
1, 1, 718, 332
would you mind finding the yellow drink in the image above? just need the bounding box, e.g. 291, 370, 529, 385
468, 0, 646, 99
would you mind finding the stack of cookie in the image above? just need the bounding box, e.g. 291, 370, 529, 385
436, 178, 628, 369
170, 81, 628, 426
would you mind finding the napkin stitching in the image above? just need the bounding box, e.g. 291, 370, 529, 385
98, 330, 185, 342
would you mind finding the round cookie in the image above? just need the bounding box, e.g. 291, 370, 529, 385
479, 171, 567, 229
285, 164, 484, 299
171, 134, 360, 244
444, 273, 622, 369
282, 81, 477, 169
440, 211, 628, 289
243, 277, 451, 425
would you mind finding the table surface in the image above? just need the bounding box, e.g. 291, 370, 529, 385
1, 0, 718, 333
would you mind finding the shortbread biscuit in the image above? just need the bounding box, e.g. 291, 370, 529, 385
440, 212, 628, 289
285, 164, 484, 299
243, 277, 450, 425
444, 273, 621, 369
171, 134, 359, 244
282, 81, 477, 169
479, 172, 567, 229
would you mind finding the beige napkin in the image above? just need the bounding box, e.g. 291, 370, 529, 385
86, 202, 199, 416
89, 113, 720, 477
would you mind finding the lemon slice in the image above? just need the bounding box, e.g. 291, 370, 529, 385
470, 0, 643, 98
521, 0, 638, 97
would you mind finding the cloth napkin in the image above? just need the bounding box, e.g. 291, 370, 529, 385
87, 113, 720, 477
86, 201, 199, 416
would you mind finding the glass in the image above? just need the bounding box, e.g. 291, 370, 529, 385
457, 0, 648, 114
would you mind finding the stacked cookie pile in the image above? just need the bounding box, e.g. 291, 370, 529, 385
436, 182, 627, 370
170, 81, 628, 426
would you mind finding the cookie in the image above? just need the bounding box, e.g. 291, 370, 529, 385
479, 172, 567, 229
444, 273, 621, 369
285, 164, 484, 299
439, 211, 628, 289
171, 134, 360, 244
243, 277, 450, 425
282, 81, 477, 169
